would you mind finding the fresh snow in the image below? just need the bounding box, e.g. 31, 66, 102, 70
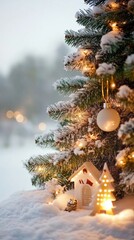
100, 31, 123, 52
125, 54, 134, 65
96, 63, 116, 75
117, 85, 132, 98
0, 190, 133, 240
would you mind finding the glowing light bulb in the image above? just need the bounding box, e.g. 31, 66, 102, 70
103, 200, 113, 210
110, 22, 118, 31
15, 113, 24, 123
120, 160, 124, 165
38, 122, 46, 131
6, 110, 14, 119
110, 2, 119, 10
111, 82, 116, 89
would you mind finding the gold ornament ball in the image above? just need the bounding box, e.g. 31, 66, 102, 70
97, 108, 120, 132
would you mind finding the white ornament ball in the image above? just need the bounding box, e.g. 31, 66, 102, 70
97, 108, 120, 132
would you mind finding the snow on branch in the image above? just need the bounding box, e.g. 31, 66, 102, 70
53, 120, 88, 148
117, 85, 132, 99
47, 101, 75, 120
96, 63, 116, 75
75, 9, 93, 20
125, 54, 134, 65
117, 85, 134, 111
72, 80, 102, 109
65, 29, 101, 48
35, 132, 55, 148
54, 76, 88, 94
118, 118, 134, 145
100, 31, 123, 53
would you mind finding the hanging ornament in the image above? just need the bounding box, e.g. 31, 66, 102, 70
97, 78, 120, 132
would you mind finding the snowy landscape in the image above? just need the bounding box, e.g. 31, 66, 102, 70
0, 0, 134, 239
0, 190, 133, 240
0, 137, 133, 240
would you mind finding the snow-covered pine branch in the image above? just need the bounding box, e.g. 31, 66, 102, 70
54, 76, 88, 94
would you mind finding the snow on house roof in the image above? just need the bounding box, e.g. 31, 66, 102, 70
69, 161, 101, 182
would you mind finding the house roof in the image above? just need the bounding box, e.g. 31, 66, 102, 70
69, 161, 101, 182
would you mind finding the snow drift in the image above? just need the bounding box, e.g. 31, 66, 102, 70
0, 190, 133, 240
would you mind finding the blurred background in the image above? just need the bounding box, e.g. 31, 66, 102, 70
0, 0, 85, 201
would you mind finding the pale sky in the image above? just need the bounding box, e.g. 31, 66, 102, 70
0, 0, 86, 75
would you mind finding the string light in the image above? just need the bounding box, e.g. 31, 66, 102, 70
111, 82, 116, 89
110, 2, 119, 10
110, 22, 119, 31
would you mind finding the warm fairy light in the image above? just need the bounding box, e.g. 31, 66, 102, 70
104, 175, 106, 178
78, 112, 82, 119
80, 48, 91, 56
110, 22, 118, 31
99, 189, 102, 192
111, 82, 116, 89
6, 110, 14, 119
15, 113, 24, 123
110, 2, 119, 10
89, 134, 97, 140
38, 122, 46, 131
103, 200, 113, 211
82, 65, 91, 73
104, 183, 107, 187
131, 152, 134, 158
78, 142, 84, 148
120, 160, 124, 165
36, 166, 44, 172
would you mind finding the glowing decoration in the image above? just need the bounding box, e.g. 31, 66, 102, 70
35, 166, 45, 173
110, 82, 116, 89
6, 110, 14, 119
97, 103, 120, 132
110, 2, 119, 10
94, 162, 116, 215
38, 122, 46, 131
69, 162, 100, 209
15, 113, 24, 123
110, 22, 119, 31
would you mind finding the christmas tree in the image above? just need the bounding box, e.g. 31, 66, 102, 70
25, 0, 134, 196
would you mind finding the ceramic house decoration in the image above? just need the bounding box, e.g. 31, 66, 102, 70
69, 161, 101, 209
92, 162, 116, 215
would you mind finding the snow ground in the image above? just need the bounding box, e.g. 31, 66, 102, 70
0, 190, 133, 240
